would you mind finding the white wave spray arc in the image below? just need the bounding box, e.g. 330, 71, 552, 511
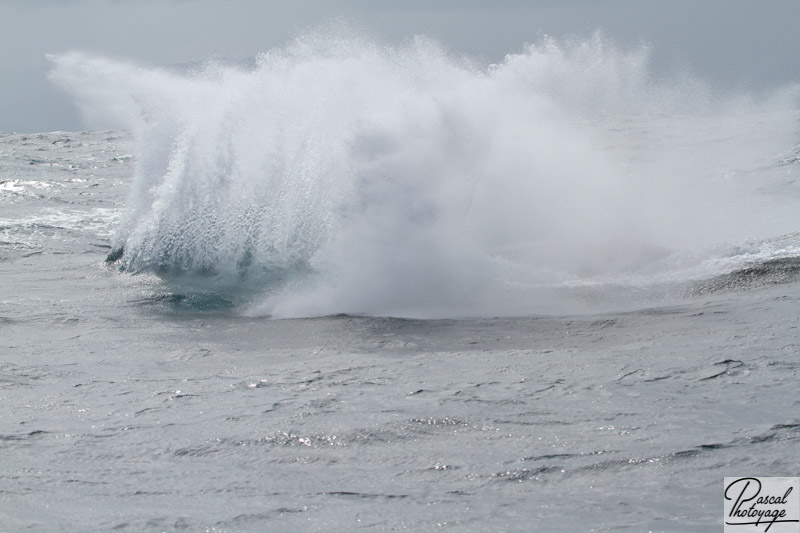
49, 29, 800, 317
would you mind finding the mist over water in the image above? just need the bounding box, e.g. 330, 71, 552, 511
48, 28, 800, 318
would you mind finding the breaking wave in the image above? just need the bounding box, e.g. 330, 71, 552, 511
48, 27, 800, 317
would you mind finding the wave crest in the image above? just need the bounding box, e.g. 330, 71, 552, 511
48, 27, 800, 317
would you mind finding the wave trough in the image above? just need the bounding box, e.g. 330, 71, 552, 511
48, 29, 800, 317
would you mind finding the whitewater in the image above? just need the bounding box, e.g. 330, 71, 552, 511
2, 30, 800, 531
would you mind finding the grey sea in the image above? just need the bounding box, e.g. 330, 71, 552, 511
4, 33, 800, 533
2, 129, 800, 532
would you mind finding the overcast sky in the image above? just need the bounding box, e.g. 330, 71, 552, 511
2, 0, 799, 133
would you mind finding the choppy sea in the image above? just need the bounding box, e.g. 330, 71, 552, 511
3, 32, 800, 532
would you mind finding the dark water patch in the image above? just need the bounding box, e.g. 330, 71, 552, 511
616, 368, 647, 383
770, 423, 800, 431
0, 366, 46, 386
522, 452, 604, 462
106, 246, 124, 263
320, 491, 409, 501
491, 447, 709, 482
665, 425, 799, 462
690, 257, 800, 296
128, 490, 170, 497
172, 445, 220, 458
643, 375, 671, 383
490, 448, 654, 481
25, 222, 67, 231
698, 359, 746, 381
618, 359, 750, 385
670, 443, 729, 460
739, 423, 800, 445
229, 512, 282, 525
588, 318, 619, 329
132, 292, 236, 313
270, 508, 308, 516
61, 478, 107, 487
0, 430, 51, 442
622, 304, 696, 317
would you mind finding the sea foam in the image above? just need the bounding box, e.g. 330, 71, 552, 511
48, 28, 800, 317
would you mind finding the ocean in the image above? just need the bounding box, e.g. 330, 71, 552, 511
2, 31, 800, 532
